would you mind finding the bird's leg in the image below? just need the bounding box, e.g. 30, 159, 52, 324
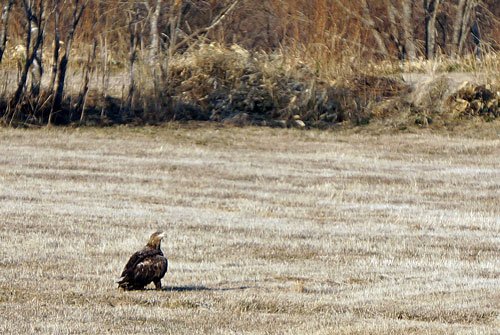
154, 280, 162, 290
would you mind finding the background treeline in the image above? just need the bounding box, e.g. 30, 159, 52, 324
0, 0, 498, 127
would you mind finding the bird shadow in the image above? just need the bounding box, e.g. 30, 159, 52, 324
162, 285, 252, 292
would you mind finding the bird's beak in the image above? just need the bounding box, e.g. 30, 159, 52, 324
158, 232, 166, 239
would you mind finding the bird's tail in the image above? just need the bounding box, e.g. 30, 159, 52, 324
116, 276, 129, 289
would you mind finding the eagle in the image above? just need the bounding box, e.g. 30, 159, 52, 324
117, 231, 168, 290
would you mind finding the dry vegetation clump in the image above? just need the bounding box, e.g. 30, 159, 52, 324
354, 55, 500, 130
168, 43, 355, 128
447, 82, 499, 120
399, 77, 499, 129
162, 43, 500, 130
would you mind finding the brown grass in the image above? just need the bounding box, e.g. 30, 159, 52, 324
0, 126, 499, 334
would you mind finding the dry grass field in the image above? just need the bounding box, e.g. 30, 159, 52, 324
0, 125, 499, 334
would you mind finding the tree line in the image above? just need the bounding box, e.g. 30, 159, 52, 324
0, 0, 498, 126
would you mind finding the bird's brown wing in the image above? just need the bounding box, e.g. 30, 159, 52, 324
131, 254, 168, 284
120, 247, 161, 278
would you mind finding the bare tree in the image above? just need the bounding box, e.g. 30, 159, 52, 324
385, 0, 417, 60
49, 0, 87, 125
401, 0, 416, 60
452, 0, 476, 56
8, 0, 45, 115
470, 19, 481, 59
164, 0, 183, 89
424, 0, 441, 59
146, 0, 162, 64
95, 0, 109, 120
0, 0, 15, 63
48, 0, 60, 98
144, 0, 164, 118
125, 4, 140, 114
29, 1, 44, 98
77, 39, 97, 122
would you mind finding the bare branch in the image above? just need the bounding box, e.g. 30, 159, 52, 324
9, 0, 45, 114
173, 0, 242, 52
50, 0, 89, 124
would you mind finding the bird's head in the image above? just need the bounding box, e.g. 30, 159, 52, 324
147, 231, 166, 249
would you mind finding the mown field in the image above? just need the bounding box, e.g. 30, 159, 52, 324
0, 126, 499, 334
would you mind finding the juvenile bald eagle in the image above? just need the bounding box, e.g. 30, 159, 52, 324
117, 231, 168, 290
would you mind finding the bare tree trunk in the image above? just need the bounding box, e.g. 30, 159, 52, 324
424, 0, 441, 59
30, 11, 44, 98
165, 0, 182, 86
385, 0, 416, 61
0, 0, 15, 63
145, 0, 163, 119
452, 0, 476, 56
126, 10, 139, 114
98, 0, 109, 120
99, 34, 109, 120
148, 0, 162, 64
77, 39, 96, 122
401, 0, 416, 60
48, 0, 60, 98
471, 19, 481, 59
168, 0, 182, 61
50, 0, 87, 125
9, 0, 44, 116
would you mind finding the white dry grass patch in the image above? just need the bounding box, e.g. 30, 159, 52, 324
0, 126, 499, 334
